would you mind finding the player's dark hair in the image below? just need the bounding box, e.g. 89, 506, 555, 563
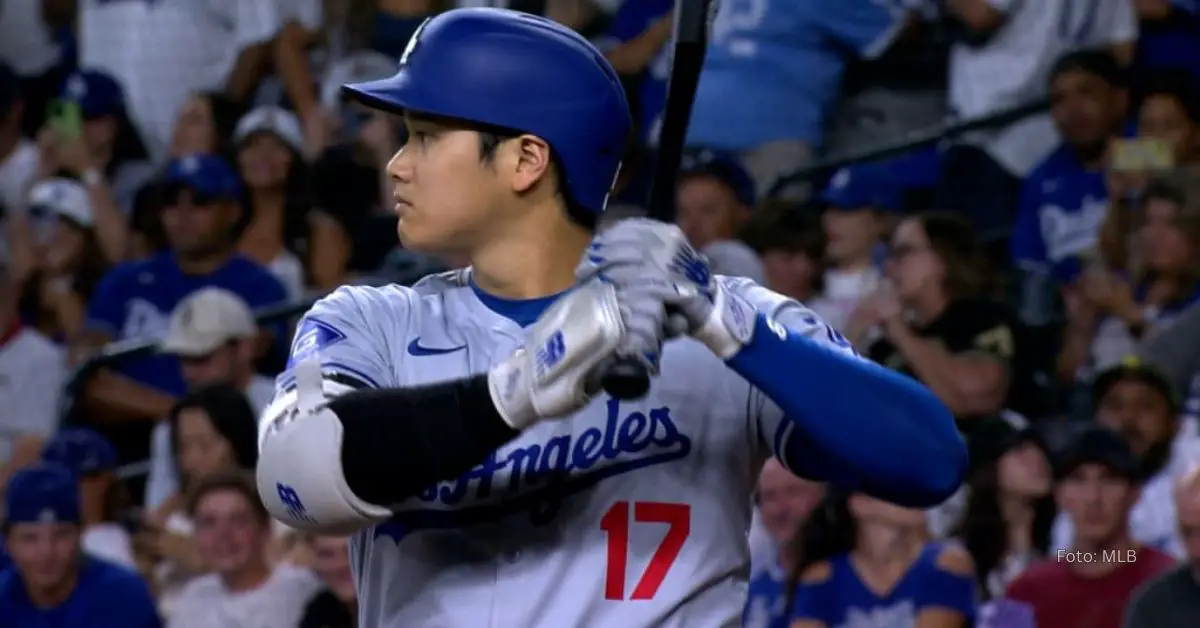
169, 384, 259, 487
912, 212, 994, 300
1049, 49, 1127, 89
783, 490, 856, 612
185, 469, 270, 524
1135, 69, 1200, 125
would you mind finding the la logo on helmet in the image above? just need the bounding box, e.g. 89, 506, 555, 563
400, 18, 431, 67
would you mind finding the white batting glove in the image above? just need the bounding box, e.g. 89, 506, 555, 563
576, 219, 757, 359
487, 280, 666, 429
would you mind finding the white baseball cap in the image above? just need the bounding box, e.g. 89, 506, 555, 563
28, 178, 93, 227
234, 105, 304, 153
160, 288, 257, 357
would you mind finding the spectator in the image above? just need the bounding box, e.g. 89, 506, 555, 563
0, 463, 160, 628
39, 68, 155, 227
1011, 51, 1130, 310
73, 154, 285, 489
0, 258, 66, 494
1062, 172, 1200, 380
809, 165, 895, 332
0, 0, 67, 136
39, 427, 134, 569
956, 419, 1057, 600
19, 178, 109, 342
1133, 70, 1200, 167
1053, 360, 1200, 557
298, 534, 357, 628
0, 64, 42, 283
1123, 464, 1200, 627
1006, 425, 1176, 628
744, 460, 824, 628
851, 212, 1018, 425
80, 0, 282, 159
687, 0, 916, 198
788, 492, 977, 628
233, 105, 340, 298
673, 149, 763, 281
595, 0, 673, 150
168, 471, 320, 628
145, 288, 276, 510
741, 204, 826, 303
168, 92, 245, 160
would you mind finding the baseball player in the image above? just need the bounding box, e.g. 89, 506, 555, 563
256, 8, 967, 628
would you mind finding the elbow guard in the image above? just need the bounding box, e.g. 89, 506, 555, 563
256, 380, 393, 534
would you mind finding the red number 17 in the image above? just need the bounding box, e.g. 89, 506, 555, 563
600, 501, 691, 600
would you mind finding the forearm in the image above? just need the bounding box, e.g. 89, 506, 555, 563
82, 370, 176, 422
226, 43, 273, 102
1057, 322, 1093, 382
604, 18, 671, 74
728, 315, 965, 506
274, 22, 320, 119
84, 180, 128, 263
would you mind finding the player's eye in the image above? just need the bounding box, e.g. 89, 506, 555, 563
410, 131, 431, 146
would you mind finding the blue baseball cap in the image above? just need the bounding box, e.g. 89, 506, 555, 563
679, 149, 756, 207
41, 428, 117, 477
59, 69, 125, 119
820, 164, 903, 213
4, 463, 80, 525
162, 153, 243, 203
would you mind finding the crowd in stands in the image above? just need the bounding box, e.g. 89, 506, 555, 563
0, 0, 1199, 627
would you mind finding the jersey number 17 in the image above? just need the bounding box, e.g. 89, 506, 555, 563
600, 501, 691, 600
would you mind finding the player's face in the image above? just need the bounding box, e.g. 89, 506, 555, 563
1139, 199, 1193, 274
997, 441, 1052, 499
171, 95, 217, 157
176, 408, 238, 483
1056, 464, 1137, 545
1050, 70, 1124, 150
675, 175, 746, 249
387, 114, 511, 255
757, 460, 824, 544
193, 489, 269, 576
1095, 380, 1175, 457
886, 218, 941, 301
238, 133, 293, 191
7, 522, 80, 591
1138, 94, 1198, 162
309, 535, 356, 602
822, 209, 879, 267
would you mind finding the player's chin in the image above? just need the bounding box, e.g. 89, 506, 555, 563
397, 218, 454, 255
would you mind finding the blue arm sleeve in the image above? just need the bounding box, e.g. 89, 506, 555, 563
728, 314, 966, 507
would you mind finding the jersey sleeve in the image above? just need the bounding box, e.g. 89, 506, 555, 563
278, 286, 400, 392
814, 0, 908, 60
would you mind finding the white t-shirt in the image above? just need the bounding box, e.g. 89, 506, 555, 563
144, 375, 275, 509
267, 252, 305, 302
167, 564, 321, 628
83, 522, 136, 569
0, 0, 61, 76
808, 267, 882, 333
0, 140, 38, 265
0, 327, 66, 464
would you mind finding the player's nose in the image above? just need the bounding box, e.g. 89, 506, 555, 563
386, 146, 414, 183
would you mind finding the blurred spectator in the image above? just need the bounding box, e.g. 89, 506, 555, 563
1011, 51, 1130, 304
168, 471, 319, 628
38, 68, 155, 226
0, 64, 43, 281
940, 0, 1135, 232
72, 154, 284, 486
1133, 0, 1200, 81
744, 460, 824, 628
1053, 360, 1200, 556
595, 0, 672, 149
298, 534, 357, 628
1123, 464, 1200, 627
40, 427, 133, 568
167, 92, 245, 160
673, 149, 764, 281
0, 258, 66, 493
1006, 425, 1176, 628
80, 0, 282, 159
145, 288, 275, 510
0, 0, 67, 136
852, 213, 1018, 424
810, 165, 895, 331
741, 204, 826, 303
19, 178, 109, 342
1061, 173, 1200, 380
956, 419, 1057, 600
687, 0, 916, 198
1133, 70, 1200, 167
0, 463, 159, 628
788, 492, 976, 628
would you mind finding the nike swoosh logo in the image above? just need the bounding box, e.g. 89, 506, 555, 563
407, 338, 467, 356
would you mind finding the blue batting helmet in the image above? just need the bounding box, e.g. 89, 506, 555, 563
343, 8, 632, 214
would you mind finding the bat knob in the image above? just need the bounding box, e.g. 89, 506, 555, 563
602, 358, 651, 400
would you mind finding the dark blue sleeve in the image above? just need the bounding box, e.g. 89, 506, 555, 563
84, 268, 128, 335
602, 0, 673, 42
917, 561, 978, 620
105, 572, 162, 628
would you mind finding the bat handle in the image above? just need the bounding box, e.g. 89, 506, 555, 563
601, 357, 651, 400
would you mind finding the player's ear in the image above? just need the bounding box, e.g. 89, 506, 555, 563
509, 134, 553, 195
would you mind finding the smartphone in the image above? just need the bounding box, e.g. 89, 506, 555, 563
46, 99, 82, 139
1110, 138, 1175, 172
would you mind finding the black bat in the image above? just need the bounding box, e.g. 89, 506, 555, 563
601, 0, 719, 401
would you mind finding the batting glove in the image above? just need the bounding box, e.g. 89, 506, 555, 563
576, 219, 757, 360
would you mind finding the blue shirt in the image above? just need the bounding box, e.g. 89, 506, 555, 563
744, 563, 792, 628
0, 557, 160, 628
595, 0, 674, 145
687, 0, 905, 150
1135, 0, 1200, 81
85, 252, 287, 395
790, 543, 977, 627
1010, 145, 1109, 285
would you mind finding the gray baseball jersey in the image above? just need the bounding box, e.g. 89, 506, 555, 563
278, 269, 855, 627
